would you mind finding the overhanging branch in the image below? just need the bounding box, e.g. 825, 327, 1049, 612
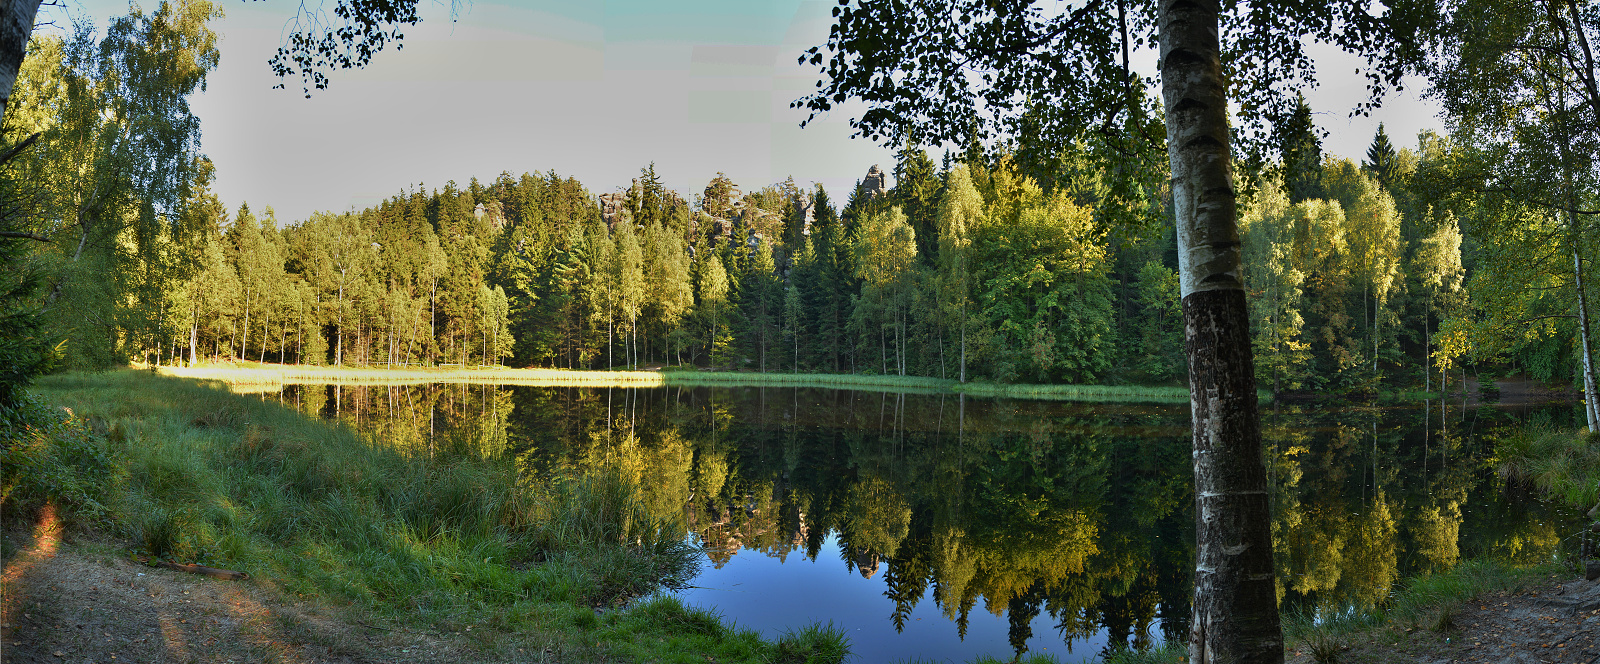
0, 230, 52, 242
0, 132, 41, 166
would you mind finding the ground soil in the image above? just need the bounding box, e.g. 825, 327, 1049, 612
0, 507, 555, 664
1288, 577, 1600, 664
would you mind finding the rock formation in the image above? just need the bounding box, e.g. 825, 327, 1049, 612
597, 191, 628, 228
792, 191, 816, 237
859, 164, 889, 200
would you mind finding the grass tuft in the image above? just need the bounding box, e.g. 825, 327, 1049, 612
1100, 642, 1187, 663
1300, 627, 1345, 664
772, 621, 852, 664
1495, 426, 1600, 508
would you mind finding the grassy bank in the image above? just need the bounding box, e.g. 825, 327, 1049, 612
2, 370, 849, 663
1285, 559, 1561, 638
156, 363, 668, 388
1496, 426, 1600, 509
157, 362, 1206, 403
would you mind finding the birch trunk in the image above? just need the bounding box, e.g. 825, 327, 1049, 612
0, 0, 42, 118
1573, 235, 1599, 430
188, 303, 198, 365
1159, 2, 1283, 662
259, 306, 270, 363
241, 290, 251, 361
336, 278, 345, 366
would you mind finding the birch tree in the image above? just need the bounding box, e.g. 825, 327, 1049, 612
797, 1, 1424, 661
1428, 0, 1600, 426
936, 163, 983, 383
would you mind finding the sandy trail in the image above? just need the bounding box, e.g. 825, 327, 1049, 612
0, 506, 487, 664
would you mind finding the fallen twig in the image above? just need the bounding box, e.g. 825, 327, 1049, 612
133, 555, 250, 580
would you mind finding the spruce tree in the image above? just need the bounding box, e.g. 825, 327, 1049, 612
1279, 95, 1325, 203
1364, 123, 1399, 189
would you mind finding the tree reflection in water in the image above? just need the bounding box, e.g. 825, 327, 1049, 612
263, 383, 1582, 662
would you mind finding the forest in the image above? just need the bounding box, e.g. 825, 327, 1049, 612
0, 0, 1596, 402
7, 1, 1600, 663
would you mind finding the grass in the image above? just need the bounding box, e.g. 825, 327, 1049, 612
4, 369, 850, 664
1100, 642, 1187, 663
158, 361, 1224, 404
1495, 425, 1600, 508
1381, 559, 1562, 628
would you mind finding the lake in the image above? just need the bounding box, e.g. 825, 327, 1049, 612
260, 382, 1584, 663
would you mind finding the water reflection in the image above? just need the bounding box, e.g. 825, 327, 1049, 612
261, 384, 1582, 663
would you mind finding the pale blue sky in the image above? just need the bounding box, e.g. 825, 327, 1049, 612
44, 0, 1443, 223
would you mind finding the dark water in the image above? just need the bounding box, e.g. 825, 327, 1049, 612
263, 383, 1586, 663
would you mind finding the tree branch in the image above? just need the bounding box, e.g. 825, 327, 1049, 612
0, 230, 51, 242
1512, 314, 1576, 325
0, 132, 40, 166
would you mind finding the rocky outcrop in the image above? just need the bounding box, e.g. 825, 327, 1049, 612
598, 191, 627, 228
792, 191, 815, 237
859, 164, 889, 200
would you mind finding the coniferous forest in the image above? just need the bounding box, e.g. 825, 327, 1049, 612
2, 2, 1596, 401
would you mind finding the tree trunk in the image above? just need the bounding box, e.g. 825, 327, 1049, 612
259, 306, 270, 363
1159, 2, 1283, 663
241, 290, 251, 361
1573, 236, 1600, 430
960, 301, 967, 383
430, 279, 437, 366
1424, 302, 1431, 392
337, 280, 345, 366
0, 0, 43, 119
188, 304, 198, 366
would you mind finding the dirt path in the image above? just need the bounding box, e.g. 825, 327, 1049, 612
1289, 577, 1600, 664
0, 506, 501, 664
1450, 579, 1600, 664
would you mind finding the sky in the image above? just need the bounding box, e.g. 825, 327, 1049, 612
49, 0, 1446, 224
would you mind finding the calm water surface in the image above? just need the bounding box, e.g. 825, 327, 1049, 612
263, 383, 1584, 663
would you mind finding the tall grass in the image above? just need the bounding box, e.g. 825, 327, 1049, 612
1496, 425, 1600, 508
19, 369, 848, 664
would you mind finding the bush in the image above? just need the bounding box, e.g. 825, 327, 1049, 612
0, 394, 116, 526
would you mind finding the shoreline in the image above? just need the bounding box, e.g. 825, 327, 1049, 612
155, 362, 1201, 403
